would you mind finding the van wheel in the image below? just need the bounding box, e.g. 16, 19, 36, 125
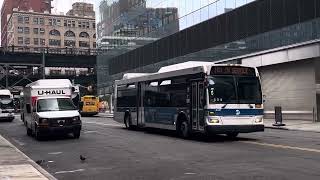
226, 132, 239, 139
177, 119, 190, 139
73, 130, 81, 139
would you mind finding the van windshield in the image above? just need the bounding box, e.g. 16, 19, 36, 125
37, 98, 77, 112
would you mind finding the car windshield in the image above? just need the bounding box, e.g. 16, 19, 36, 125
208, 76, 262, 104
37, 98, 77, 112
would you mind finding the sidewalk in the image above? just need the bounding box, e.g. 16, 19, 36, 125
0, 135, 56, 180
264, 119, 320, 133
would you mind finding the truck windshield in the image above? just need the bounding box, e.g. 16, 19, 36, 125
37, 98, 77, 112
0, 99, 14, 109
208, 76, 262, 104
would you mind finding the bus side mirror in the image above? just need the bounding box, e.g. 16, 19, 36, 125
26, 104, 31, 113
263, 95, 267, 103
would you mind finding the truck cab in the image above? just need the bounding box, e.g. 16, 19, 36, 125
23, 79, 81, 140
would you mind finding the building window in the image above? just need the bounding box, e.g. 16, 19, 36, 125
33, 17, 39, 24
49, 29, 61, 36
24, 27, 30, 34
64, 20, 67, 27
65, 30, 75, 37
18, 27, 24, 33
49, 19, 53, 26
39, 18, 44, 25
24, 17, 29, 24
18, 16, 23, 23
40, 28, 45, 34
93, 34, 96, 38
78, 21, 82, 28
49, 39, 61, 46
93, 42, 96, 48
57, 19, 61, 26
34, 38, 39, 45
79, 32, 89, 38
79, 41, 90, 47
33, 28, 39, 34
18, 37, 23, 44
72, 21, 76, 27
64, 40, 76, 47
25, 38, 30, 45
40, 39, 45, 46
92, 23, 96, 29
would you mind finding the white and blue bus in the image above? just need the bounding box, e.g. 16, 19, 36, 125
114, 62, 264, 138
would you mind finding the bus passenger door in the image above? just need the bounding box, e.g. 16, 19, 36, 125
137, 83, 144, 126
191, 82, 205, 131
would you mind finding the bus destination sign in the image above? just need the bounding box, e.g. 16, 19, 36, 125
210, 66, 256, 76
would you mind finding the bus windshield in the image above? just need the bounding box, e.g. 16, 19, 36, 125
208, 76, 262, 104
37, 98, 77, 112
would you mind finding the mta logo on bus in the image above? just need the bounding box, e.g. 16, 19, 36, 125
236, 110, 241, 116
37, 90, 66, 96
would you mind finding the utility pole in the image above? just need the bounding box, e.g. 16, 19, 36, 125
42, 51, 45, 79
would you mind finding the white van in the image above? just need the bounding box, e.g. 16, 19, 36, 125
0, 89, 15, 122
23, 79, 81, 140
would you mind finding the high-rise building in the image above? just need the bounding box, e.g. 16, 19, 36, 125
6, 8, 96, 50
1, 0, 53, 46
66, 2, 95, 18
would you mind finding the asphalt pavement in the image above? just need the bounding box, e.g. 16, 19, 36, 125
1, 116, 320, 180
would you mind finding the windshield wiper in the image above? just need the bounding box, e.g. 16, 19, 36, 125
221, 104, 228, 109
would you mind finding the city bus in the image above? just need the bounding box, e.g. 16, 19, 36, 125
114, 62, 264, 138
80, 95, 99, 116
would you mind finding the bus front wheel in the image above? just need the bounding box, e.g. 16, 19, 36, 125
177, 120, 190, 139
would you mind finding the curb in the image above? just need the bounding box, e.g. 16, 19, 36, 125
0, 135, 57, 180
265, 126, 289, 130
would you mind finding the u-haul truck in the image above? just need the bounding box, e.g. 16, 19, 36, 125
23, 79, 81, 140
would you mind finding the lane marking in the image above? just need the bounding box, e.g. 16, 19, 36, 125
48, 152, 63, 155
184, 173, 196, 175
83, 122, 123, 127
54, 169, 85, 174
12, 138, 25, 146
48, 161, 54, 163
242, 141, 320, 153
83, 131, 98, 134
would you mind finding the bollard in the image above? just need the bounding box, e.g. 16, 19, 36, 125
273, 106, 285, 126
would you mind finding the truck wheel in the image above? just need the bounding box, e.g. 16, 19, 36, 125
34, 126, 42, 140
73, 130, 81, 139
26, 125, 32, 136
226, 132, 239, 139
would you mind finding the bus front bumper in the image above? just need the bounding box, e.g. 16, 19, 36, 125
205, 125, 264, 134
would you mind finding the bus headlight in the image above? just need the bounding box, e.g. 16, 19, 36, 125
207, 117, 220, 124
255, 117, 263, 123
